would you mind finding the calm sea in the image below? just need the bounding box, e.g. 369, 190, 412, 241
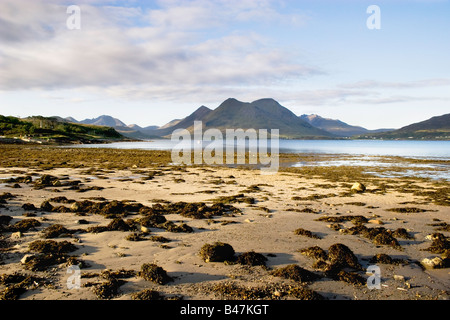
71, 140, 450, 180
74, 140, 450, 158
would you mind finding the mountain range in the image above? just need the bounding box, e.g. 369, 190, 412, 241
299, 114, 393, 137
356, 113, 450, 140
63, 98, 449, 140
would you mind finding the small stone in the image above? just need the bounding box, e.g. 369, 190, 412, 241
393, 275, 405, 281
20, 254, 35, 264
421, 257, 445, 269
11, 231, 23, 239
141, 226, 150, 234
368, 219, 384, 225
425, 234, 442, 241
244, 219, 254, 223
351, 183, 366, 193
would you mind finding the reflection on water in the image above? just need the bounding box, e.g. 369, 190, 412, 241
70, 139, 450, 180
73, 139, 450, 158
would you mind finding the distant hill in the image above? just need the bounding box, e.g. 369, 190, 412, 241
152, 105, 212, 137
67, 115, 159, 140
300, 114, 394, 137
154, 98, 334, 139
356, 113, 450, 140
0, 115, 128, 144
159, 119, 182, 129
78, 115, 127, 128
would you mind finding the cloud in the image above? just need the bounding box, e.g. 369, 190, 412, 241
339, 78, 450, 90
0, 0, 315, 99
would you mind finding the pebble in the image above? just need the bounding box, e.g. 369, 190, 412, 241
11, 231, 23, 239
393, 275, 405, 281
368, 219, 384, 225
421, 257, 445, 269
20, 254, 35, 264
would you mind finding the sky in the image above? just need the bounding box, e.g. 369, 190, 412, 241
0, 0, 449, 130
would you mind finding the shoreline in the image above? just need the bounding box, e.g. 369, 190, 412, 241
0, 146, 448, 300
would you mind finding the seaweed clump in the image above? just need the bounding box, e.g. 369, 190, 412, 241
270, 264, 320, 283
41, 224, 78, 239
139, 263, 173, 285
339, 224, 402, 249
131, 289, 162, 300
165, 202, 241, 219
315, 215, 368, 225
209, 281, 325, 300
212, 194, 255, 205
328, 243, 363, 271
299, 246, 328, 261
23, 240, 79, 271
300, 243, 366, 286
92, 279, 126, 299
373, 233, 401, 249
369, 254, 407, 265
236, 251, 267, 267
294, 228, 322, 239
392, 228, 414, 240
387, 207, 428, 213
7, 219, 41, 232
199, 242, 235, 263
86, 218, 136, 233
28, 240, 77, 254
287, 286, 325, 300
424, 233, 450, 254
0, 272, 48, 300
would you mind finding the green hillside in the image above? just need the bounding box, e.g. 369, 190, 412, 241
357, 113, 450, 140
0, 115, 128, 144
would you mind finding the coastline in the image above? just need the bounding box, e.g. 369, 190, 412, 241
0, 146, 448, 300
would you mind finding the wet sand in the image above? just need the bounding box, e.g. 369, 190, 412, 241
0, 150, 449, 300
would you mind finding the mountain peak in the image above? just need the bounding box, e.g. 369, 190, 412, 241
252, 98, 279, 104
80, 115, 127, 128
196, 105, 212, 112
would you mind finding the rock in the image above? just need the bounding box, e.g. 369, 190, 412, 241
11, 231, 23, 239
20, 254, 35, 264
22, 203, 37, 211
244, 219, 254, 223
393, 275, 405, 281
71, 202, 82, 212
140, 226, 150, 234
368, 219, 384, 225
425, 233, 442, 241
421, 257, 445, 269
351, 183, 366, 193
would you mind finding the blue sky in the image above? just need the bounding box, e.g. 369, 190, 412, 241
1, 0, 449, 129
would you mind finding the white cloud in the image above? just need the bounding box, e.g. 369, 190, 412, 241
339, 78, 450, 90
0, 0, 316, 101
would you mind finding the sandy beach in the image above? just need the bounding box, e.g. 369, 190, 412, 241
0, 147, 448, 301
